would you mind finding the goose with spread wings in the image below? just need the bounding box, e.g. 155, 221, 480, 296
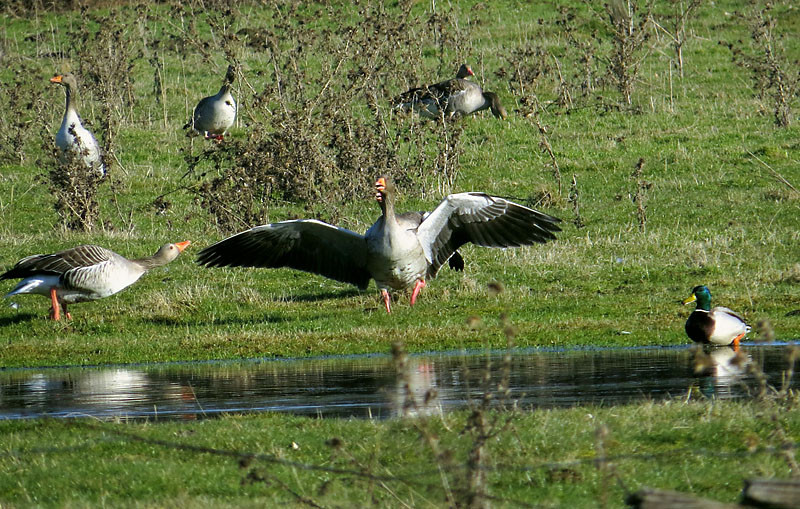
197, 176, 560, 313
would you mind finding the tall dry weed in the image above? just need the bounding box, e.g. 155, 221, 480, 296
186, 0, 473, 231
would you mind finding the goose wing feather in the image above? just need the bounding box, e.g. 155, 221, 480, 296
197, 220, 372, 289
416, 193, 561, 276
398, 78, 475, 106
1, 245, 114, 280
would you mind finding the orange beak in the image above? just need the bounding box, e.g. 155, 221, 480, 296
50, 75, 63, 84
375, 177, 386, 202
175, 241, 191, 252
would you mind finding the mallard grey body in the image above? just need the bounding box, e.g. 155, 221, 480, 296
197, 176, 560, 312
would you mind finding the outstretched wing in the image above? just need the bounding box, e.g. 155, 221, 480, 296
416, 193, 561, 276
196, 220, 372, 289
1, 245, 114, 280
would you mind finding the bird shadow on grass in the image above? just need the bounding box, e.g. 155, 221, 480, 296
138, 289, 367, 327
140, 315, 293, 327
0, 313, 38, 326
277, 288, 364, 303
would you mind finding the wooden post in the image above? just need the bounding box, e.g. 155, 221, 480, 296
741, 478, 800, 509
625, 488, 741, 508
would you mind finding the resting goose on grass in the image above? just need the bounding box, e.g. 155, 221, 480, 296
50, 73, 105, 176
2, 241, 190, 320
682, 285, 750, 348
197, 176, 560, 313
396, 64, 507, 120
184, 65, 237, 140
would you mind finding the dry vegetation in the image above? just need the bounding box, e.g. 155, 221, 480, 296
0, 2, 799, 506
1, 0, 796, 232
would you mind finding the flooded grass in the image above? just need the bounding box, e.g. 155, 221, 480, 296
1, 344, 796, 420
0, 1, 799, 504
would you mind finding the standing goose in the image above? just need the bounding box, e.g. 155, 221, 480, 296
197, 176, 560, 313
2, 241, 190, 320
682, 285, 750, 347
184, 65, 237, 140
396, 64, 507, 120
50, 73, 105, 176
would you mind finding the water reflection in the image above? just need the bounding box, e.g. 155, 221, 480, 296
0, 344, 796, 421
691, 347, 753, 398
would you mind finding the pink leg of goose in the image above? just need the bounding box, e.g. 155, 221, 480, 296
410, 279, 426, 306
381, 289, 392, 314
49, 288, 61, 321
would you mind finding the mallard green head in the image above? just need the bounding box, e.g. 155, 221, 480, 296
682, 285, 712, 311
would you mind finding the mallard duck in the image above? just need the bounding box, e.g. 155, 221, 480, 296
184, 65, 237, 140
682, 285, 750, 347
396, 64, 507, 120
197, 176, 560, 313
2, 241, 190, 320
50, 73, 105, 176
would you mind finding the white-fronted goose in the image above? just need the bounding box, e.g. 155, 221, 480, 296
50, 73, 105, 176
197, 176, 559, 313
683, 285, 750, 348
396, 64, 507, 120
2, 241, 190, 320
184, 65, 237, 140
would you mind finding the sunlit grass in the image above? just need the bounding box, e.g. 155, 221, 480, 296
0, 0, 798, 369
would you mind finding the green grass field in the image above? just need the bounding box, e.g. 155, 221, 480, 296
0, 0, 798, 366
0, 0, 799, 506
2, 399, 799, 508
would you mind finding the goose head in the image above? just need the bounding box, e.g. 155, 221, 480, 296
224, 64, 236, 85
147, 240, 191, 267
456, 64, 474, 79
50, 73, 79, 92
375, 176, 397, 204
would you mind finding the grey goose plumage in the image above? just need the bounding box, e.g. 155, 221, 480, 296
197, 176, 559, 313
396, 64, 507, 120
2, 241, 190, 320
185, 65, 237, 140
51, 73, 105, 176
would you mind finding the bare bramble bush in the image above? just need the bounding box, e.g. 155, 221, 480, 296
426, 2, 473, 76
601, 0, 654, 106
184, 0, 473, 232
24, 7, 136, 232
68, 7, 140, 164
44, 137, 105, 232
0, 62, 51, 165
723, 2, 799, 127
558, 7, 601, 99
1, 0, 73, 15
655, 0, 704, 79
496, 44, 552, 115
